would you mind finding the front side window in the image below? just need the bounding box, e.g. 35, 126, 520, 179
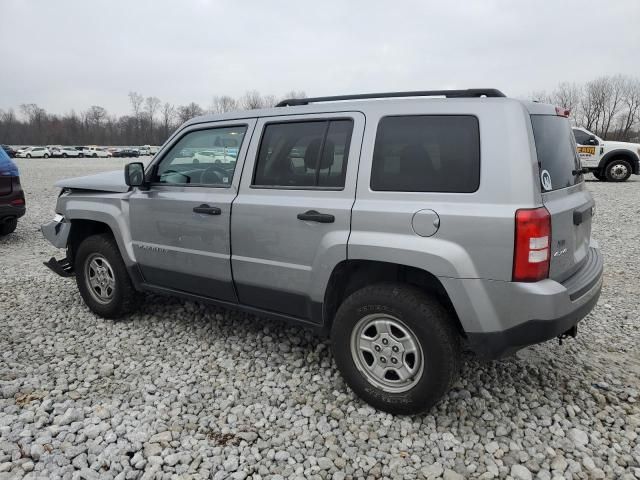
371, 115, 480, 192
154, 125, 247, 186
572, 128, 590, 145
253, 119, 353, 188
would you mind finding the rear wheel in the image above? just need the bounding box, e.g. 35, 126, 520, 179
75, 234, 139, 318
26, 154, 31, 158
0, 218, 17, 236
331, 283, 461, 414
62, 153, 68, 158
44, 153, 49, 158
592, 170, 605, 181
605, 158, 632, 182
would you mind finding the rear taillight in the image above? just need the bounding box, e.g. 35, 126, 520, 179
555, 106, 570, 117
10, 197, 25, 206
513, 207, 551, 282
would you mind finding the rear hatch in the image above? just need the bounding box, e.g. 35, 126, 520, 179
530, 114, 593, 282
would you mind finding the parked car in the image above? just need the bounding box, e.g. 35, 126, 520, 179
115, 148, 140, 158
0, 147, 25, 235
16, 146, 51, 158
572, 127, 640, 182
1, 145, 17, 158
52, 146, 83, 158
42, 89, 602, 414
137, 145, 151, 156
193, 149, 236, 164
83, 146, 111, 158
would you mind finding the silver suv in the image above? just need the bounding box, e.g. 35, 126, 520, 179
42, 89, 603, 414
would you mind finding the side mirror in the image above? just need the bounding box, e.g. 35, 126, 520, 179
124, 162, 146, 187
587, 135, 599, 146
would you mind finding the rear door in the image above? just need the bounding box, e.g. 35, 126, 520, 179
231, 113, 364, 322
532, 115, 593, 282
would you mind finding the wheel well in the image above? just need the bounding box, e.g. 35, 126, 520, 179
67, 219, 113, 263
601, 153, 639, 174
323, 260, 465, 337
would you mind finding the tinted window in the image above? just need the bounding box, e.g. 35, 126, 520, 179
371, 115, 480, 192
155, 125, 247, 186
253, 119, 353, 188
531, 115, 582, 192
572, 129, 590, 145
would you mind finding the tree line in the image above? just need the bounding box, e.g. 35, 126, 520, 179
0, 90, 306, 146
531, 74, 640, 142
2, 74, 640, 146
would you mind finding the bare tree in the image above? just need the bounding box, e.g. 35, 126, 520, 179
128, 92, 144, 118
144, 96, 161, 140
209, 95, 238, 114
615, 78, 640, 140
177, 102, 204, 123
240, 90, 264, 110
281, 90, 307, 101
161, 102, 176, 139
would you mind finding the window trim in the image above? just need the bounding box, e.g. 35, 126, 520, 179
250, 117, 355, 191
148, 122, 250, 189
369, 114, 481, 194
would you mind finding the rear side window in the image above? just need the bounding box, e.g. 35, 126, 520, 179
531, 115, 582, 192
253, 119, 353, 188
371, 115, 480, 192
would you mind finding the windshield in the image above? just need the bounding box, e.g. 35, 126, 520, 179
531, 115, 583, 192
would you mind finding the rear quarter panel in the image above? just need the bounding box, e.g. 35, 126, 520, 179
349, 99, 541, 281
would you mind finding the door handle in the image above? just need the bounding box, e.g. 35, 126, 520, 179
193, 204, 221, 215
297, 210, 335, 223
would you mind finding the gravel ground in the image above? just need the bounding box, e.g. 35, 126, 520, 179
1, 158, 639, 480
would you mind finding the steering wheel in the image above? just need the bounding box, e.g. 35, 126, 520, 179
201, 165, 229, 184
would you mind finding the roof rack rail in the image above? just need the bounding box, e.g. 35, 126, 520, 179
276, 88, 506, 107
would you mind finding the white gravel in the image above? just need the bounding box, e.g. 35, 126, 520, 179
1, 158, 639, 480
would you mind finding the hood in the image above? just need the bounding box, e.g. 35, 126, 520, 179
55, 169, 130, 193
603, 140, 640, 151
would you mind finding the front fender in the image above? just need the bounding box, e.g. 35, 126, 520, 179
599, 149, 640, 174
55, 194, 136, 266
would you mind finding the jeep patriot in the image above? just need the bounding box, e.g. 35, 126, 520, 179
42, 89, 603, 414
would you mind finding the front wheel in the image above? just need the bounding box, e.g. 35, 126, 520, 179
26, 154, 31, 158
75, 234, 139, 318
331, 283, 461, 415
0, 218, 17, 236
62, 153, 68, 158
605, 159, 632, 182
44, 154, 49, 158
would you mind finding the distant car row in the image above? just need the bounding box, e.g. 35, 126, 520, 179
0, 145, 159, 159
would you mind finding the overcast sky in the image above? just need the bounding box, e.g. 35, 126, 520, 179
1, 0, 639, 116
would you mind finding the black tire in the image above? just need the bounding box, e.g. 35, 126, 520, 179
44, 154, 49, 158
92, 153, 97, 158
0, 218, 17, 236
605, 158, 632, 182
75, 234, 139, 319
592, 170, 605, 181
26, 154, 31, 158
62, 153, 68, 158
331, 282, 461, 415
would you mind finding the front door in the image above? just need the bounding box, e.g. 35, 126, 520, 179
128, 119, 256, 301
231, 113, 364, 321
573, 128, 600, 168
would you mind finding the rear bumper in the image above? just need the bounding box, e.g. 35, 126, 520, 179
442, 245, 603, 359
0, 203, 26, 221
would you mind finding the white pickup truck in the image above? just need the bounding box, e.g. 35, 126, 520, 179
572, 127, 640, 182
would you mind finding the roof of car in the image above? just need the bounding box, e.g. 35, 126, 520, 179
185, 92, 557, 127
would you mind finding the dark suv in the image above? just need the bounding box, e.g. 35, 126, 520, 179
0, 148, 25, 235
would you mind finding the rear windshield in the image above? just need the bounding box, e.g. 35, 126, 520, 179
530, 115, 582, 192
